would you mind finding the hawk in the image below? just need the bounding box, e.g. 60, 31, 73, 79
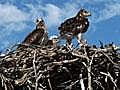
46, 35, 59, 48
58, 9, 91, 49
17, 18, 48, 49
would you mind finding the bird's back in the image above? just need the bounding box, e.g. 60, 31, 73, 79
23, 28, 48, 45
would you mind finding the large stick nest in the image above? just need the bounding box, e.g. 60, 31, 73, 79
0, 44, 120, 90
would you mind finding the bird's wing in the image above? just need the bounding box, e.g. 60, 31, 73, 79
22, 29, 44, 44
38, 30, 48, 46
59, 17, 75, 36
59, 17, 75, 30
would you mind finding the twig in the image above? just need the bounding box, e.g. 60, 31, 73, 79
0, 44, 120, 89
79, 74, 85, 90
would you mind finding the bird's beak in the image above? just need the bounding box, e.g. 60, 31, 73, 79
87, 13, 91, 16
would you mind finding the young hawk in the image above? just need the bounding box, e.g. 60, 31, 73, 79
58, 9, 91, 49
17, 18, 48, 49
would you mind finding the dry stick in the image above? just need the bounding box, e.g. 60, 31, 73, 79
72, 47, 92, 90
96, 49, 120, 90
2, 74, 11, 90
83, 46, 92, 90
47, 66, 53, 90
35, 74, 43, 89
1, 74, 10, 90
100, 49, 120, 89
1, 74, 4, 87
79, 74, 85, 90
89, 46, 120, 52
4, 83, 7, 90
9, 82, 14, 90
33, 50, 37, 90
60, 80, 72, 85
87, 58, 92, 90
52, 58, 79, 65
65, 80, 79, 89
93, 80, 105, 90
83, 46, 98, 90
100, 72, 117, 89
100, 51, 120, 67
88, 50, 99, 90
27, 85, 31, 90
48, 77, 52, 90
15, 73, 28, 85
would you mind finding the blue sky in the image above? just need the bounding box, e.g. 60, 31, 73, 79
0, 0, 120, 50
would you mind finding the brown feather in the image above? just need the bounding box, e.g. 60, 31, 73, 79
59, 9, 91, 36
17, 18, 48, 49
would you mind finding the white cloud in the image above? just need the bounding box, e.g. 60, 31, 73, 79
66, 0, 120, 24
61, 2, 79, 18
0, 3, 29, 33
25, 4, 44, 21
0, 3, 63, 33
0, 3, 30, 50
5, 22, 28, 32
96, 3, 120, 22
44, 4, 62, 27
25, 3, 62, 28
0, 2, 63, 49
0, 3, 28, 24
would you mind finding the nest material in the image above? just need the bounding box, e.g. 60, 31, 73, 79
0, 44, 120, 90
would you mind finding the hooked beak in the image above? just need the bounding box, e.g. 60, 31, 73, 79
87, 12, 91, 16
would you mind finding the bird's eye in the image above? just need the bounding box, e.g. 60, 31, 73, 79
84, 11, 87, 13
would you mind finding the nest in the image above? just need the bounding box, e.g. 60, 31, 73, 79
0, 44, 120, 90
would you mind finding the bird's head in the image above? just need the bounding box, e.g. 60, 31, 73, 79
49, 35, 59, 44
36, 18, 46, 29
77, 9, 91, 18
36, 18, 44, 24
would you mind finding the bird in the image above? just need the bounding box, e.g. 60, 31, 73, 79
58, 8, 91, 49
17, 18, 48, 49
46, 35, 59, 48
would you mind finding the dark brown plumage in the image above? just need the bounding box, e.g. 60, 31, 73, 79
17, 18, 48, 49
58, 9, 91, 36
58, 9, 91, 48
22, 28, 48, 45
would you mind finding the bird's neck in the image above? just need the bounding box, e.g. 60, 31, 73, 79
36, 25, 47, 30
76, 16, 87, 21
